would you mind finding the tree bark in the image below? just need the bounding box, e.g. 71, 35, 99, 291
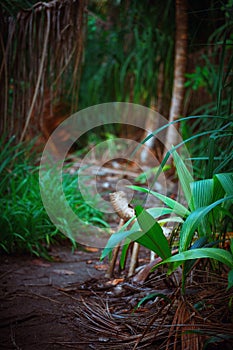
164, 0, 188, 158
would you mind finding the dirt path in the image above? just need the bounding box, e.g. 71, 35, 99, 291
0, 244, 161, 350
0, 245, 107, 349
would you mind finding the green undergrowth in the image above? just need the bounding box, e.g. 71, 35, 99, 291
0, 136, 107, 259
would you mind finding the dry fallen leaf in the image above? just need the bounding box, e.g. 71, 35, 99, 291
94, 264, 108, 271
106, 278, 124, 286
84, 247, 99, 253
86, 260, 94, 264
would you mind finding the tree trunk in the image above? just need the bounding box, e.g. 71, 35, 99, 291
164, 0, 188, 158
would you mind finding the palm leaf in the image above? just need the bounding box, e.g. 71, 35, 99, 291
129, 185, 190, 217
101, 205, 172, 261
215, 173, 233, 195
172, 150, 194, 209
227, 269, 233, 290
190, 179, 213, 235
101, 229, 142, 260
159, 247, 233, 269
179, 195, 233, 252
191, 179, 213, 209
135, 205, 171, 259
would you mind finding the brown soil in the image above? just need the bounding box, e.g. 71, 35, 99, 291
1, 244, 233, 350
0, 245, 104, 349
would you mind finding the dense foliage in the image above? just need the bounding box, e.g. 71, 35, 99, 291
0, 136, 107, 257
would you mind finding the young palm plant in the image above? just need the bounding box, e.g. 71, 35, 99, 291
102, 147, 233, 291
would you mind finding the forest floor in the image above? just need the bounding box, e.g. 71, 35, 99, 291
1, 243, 233, 350
0, 245, 105, 350
0, 242, 169, 350
1, 159, 233, 349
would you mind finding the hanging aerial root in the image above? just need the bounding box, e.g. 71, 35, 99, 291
0, 0, 86, 140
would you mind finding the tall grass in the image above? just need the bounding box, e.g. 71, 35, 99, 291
0, 136, 106, 258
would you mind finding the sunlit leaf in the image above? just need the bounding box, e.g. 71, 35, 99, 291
159, 247, 233, 269
172, 150, 194, 209
147, 207, 176, 217
135, 205, 171, 259
129, 185, 190, 217
100, 228, 142, 260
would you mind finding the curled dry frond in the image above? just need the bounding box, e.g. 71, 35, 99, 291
109, 191, 135, 221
